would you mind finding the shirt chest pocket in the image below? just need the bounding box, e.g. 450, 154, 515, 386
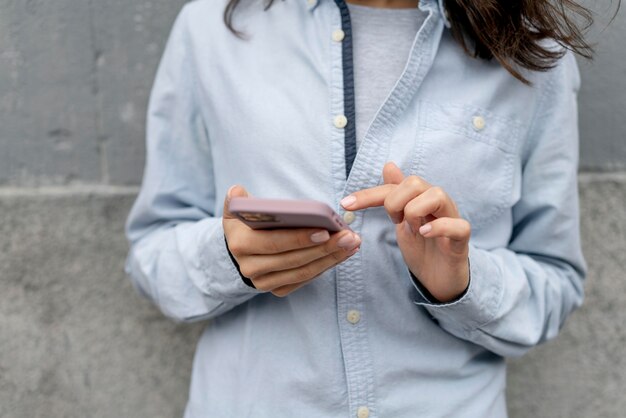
409, 101, 522, 230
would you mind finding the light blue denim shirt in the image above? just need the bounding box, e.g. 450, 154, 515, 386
125, 0, 586, 416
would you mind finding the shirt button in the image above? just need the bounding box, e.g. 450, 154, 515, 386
343, 211, 355, 224
472, 115, 486, 131
347, 310, 361, 324
357, 406, 370, 418
334, 114, 348, 129
307, 0, 315, 5
332, 29, 345, 42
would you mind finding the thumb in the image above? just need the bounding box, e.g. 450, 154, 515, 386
223, 184, 250, 219
383, 161, 405, 185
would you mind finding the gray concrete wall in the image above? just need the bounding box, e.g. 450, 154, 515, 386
0, 0, 187, 186
0, 0, 624, 417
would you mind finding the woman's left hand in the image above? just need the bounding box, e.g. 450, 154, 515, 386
341, 162, 471, 303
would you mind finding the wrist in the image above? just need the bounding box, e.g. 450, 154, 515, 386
409, 258, 470, 304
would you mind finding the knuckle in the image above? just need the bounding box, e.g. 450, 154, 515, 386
238, 262, 258, 279
227, 236, 245, 255
431, 186, 447, 200
282, 254, 300, 270
322, 239, 336, 255
330, 249, 345, 262
267, 238, 281, 254
328, 231, 347, 248
403, 201, 418, 218
254, 280, 271, 292
383, 197, 398, 215
294, 267, 311, 283
340, 249, 355, 261
271, 288, 291, 298
460, 219, 472, 236
405, 175, 422, 189
256, 231, 279, 254
294, 265, 314, 283
441, 220, 453, 233
296, 231, 312, 249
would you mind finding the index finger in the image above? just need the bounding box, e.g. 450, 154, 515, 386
230, 224, 355, 255
340, 184, 397, 211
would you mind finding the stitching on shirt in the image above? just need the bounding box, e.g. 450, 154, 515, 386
421, 101, 522, 154
474, 250, 506, 329
520, 65, 559, 166
325, 3, 343, 206
411, 100, 520, 229
356, 4, 436, 153
413, 144, 514, 230
334, 0, 358, 179
333, 0, 379, 414
422, 247, 504, 330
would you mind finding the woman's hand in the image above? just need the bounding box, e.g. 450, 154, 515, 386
341, 162, 471, 303
223, 185, 361, 297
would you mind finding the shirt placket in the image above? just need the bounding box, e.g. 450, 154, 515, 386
321, 3, 375, 416
321, 0, 445, 417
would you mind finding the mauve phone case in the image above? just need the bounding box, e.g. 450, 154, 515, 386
228, 197, 351, 232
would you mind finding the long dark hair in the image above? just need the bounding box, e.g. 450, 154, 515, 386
223, 0, 617, 84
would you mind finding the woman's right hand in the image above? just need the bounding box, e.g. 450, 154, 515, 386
222, 185, 361, 297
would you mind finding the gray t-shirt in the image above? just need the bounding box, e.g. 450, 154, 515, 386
347, 3, 427, 149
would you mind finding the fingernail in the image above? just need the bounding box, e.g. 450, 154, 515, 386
404, 221, 415, 234
227, 185, 237, 199
419, 223, 432, 235
310, 230, 330, 243
337, 232, 361, 250
340, 195, 356, 208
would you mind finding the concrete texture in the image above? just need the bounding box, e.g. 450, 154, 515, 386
507, 174, 626, 418
0, 0, 187, 186
0, 0, 100, 185
0, 176, 625, 417
0, 0, 625, 416
0, 189, 202, 418
89, 0, 188, 184
578, 3, 626, 171
0, 0, 624, 186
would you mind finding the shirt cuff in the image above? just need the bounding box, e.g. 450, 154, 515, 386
410, 244, 503, 331
224, 234, 256, 289
195, 219, 262, 301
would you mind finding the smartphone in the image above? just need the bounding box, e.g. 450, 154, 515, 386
228, 197, 351, 232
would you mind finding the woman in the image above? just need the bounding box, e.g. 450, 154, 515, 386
125, 0, 600, 416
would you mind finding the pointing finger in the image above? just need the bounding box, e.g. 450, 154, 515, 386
340, 184, 397, 211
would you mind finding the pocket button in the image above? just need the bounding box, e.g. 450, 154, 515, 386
472, 115, 486, 131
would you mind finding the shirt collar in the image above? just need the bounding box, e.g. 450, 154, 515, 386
436, 0, 452, 28
305, 0, 320, 11
305, 0, 451, 28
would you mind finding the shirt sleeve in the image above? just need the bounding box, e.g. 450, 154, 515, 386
411, 51, 587, 358
124, 5, 262, 323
